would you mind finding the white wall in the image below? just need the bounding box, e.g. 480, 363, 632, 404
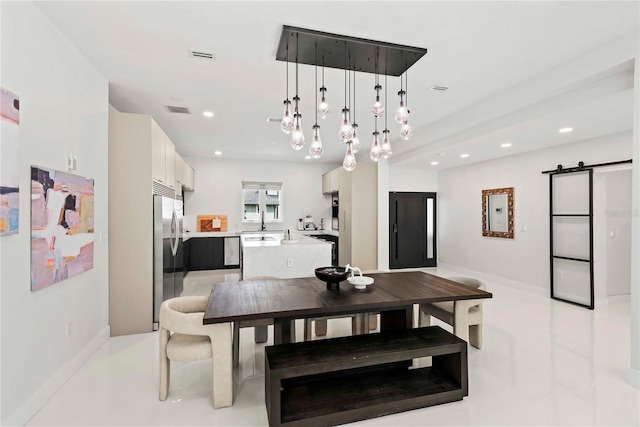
389, 166, 438, 192
437, 131, 632, 291
0, 2, 109, 424
183, 157, 337, 233
605, 170, 632, 296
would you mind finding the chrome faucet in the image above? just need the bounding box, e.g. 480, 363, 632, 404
261, 210, 266, 231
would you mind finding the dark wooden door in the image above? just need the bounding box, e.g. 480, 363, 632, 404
389, 192, 437, 269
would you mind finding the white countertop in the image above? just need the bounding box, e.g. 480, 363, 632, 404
241, 233, 331, 248
184, 229, 338, 241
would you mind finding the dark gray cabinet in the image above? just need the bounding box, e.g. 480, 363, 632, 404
186, 237, 240, 271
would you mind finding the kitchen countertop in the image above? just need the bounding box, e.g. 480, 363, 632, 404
241, 233, 331, 248
184, 229, 339, 241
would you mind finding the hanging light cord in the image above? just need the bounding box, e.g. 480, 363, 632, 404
385, 74, 388, 129
353, 69, 356, 123
295, 33, 299, 113
315, 43, 318, 126
285, 42, 289, 100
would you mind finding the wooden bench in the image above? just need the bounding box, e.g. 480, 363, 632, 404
265, 326, 468, 427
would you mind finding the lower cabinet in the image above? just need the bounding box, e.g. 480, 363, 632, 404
186, 237, 240, 271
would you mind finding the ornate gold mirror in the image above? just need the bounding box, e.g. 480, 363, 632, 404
482, 187, 514, 238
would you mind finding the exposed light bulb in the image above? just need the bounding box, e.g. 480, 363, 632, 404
280, 100, 294, 134
338, 108, 353, 143
343, 142, 357, 171
399, 120, 413, 140
372, 84, 384, 117
394, 90, 409, 124
370, 131, 381, 161
309, 125, 323, 159
351, 123, 361, 153
381, 129, 392, 159
290, 113, 305, 150
318, 87, 329, 119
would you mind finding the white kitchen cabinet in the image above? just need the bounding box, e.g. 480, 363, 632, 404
109, 111, 189, 336
151, 118, 175, 189
151, 119, 165, 184
164, 135, 176, 188
175, 153, 195, 191
322, 168, 340, 194
328, 163, 377, 271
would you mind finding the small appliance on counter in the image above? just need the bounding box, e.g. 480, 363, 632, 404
303, 215, 317, 230
297, 218, 304, 231
319, 218, 325, 231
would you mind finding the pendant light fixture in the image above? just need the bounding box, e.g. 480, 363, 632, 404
290, 34, 305, 150
381, 74, 393, 158
309, 44, 324, 159
275, 26, 428, 169
317, 61, 329, 119
350, 70, 361, 153
280, 42, 294, 134
338, 44, 353, 143
372, 48, 384, 118
343, 141, 357, 171
399, 71, 414, 140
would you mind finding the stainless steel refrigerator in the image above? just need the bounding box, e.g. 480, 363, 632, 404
153, 195, 184, 330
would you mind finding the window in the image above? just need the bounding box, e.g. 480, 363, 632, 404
242, 182, 282, 223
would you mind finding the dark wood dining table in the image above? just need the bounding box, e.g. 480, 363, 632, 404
203, 271, 492, 407
203, 271, 492, 344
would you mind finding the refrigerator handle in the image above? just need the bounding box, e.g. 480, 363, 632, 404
170, 210, 178, 256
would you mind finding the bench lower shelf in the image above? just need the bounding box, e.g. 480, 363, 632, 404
281, 365, 464, 425
266, 326, 468, 427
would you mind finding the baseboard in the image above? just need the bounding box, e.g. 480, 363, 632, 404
3, 326, 110, 426
629, 367, 640, 389
436, 263, 549, 297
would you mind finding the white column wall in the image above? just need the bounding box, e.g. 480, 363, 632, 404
0, 2, 110, 424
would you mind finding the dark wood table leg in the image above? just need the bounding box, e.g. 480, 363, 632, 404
273, 318, 296, 345
380, 307, 413, 333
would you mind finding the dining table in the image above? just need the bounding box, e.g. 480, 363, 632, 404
203, 271, 492, 344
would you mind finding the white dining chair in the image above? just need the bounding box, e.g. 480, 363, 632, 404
159, 296, 232, 408
418, 277, 487, 349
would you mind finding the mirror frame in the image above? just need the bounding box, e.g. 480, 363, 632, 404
482, 187, 514, 239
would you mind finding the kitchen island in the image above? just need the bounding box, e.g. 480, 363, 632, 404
241, 232, 331, 279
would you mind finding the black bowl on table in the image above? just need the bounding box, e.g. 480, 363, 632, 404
315, 266, 349, 290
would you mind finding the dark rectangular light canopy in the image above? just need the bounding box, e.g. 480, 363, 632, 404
276, 25, 427, 77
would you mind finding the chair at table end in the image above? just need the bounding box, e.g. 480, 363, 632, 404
159, 296, 233, 408
418, 277, 487, 349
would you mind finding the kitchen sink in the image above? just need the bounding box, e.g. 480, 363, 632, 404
244, 236, 276, 241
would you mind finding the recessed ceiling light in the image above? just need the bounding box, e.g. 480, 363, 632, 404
214, 151, 222, 156
559, 127, 573, 133
305, 155, 311, 160
272, 141, 277, 145
203, 111, 214, 118
460, 153, 469, 158
501, 143, 512, 148
430, 161, 439, 166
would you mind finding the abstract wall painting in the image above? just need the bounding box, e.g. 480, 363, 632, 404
1, 87, 20, 236
31, 166, 94, 291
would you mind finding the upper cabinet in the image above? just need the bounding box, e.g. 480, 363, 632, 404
175, 153, 195, 191
151, 119, 175, 189
322, 169, 340, 194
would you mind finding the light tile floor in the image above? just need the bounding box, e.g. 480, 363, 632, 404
26, 268, 639, 426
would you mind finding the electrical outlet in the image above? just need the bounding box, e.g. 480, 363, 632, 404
66, 321, 73, 336
558, 270, 564, 279
287, 258, 294, 267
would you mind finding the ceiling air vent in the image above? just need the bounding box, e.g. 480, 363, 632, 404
188, 50, 216, 61
164, 105, 191, 114
266, 117, 281, 123
430, 85, 449, 92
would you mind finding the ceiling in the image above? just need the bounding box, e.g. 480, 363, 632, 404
35, 1, 639, 169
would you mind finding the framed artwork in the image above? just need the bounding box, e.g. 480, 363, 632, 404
31, 166, 95, 291
1, 87, 20, 235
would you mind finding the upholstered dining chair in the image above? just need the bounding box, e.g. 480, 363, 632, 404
159, 296, 232, 408
418, 276, 487, 349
